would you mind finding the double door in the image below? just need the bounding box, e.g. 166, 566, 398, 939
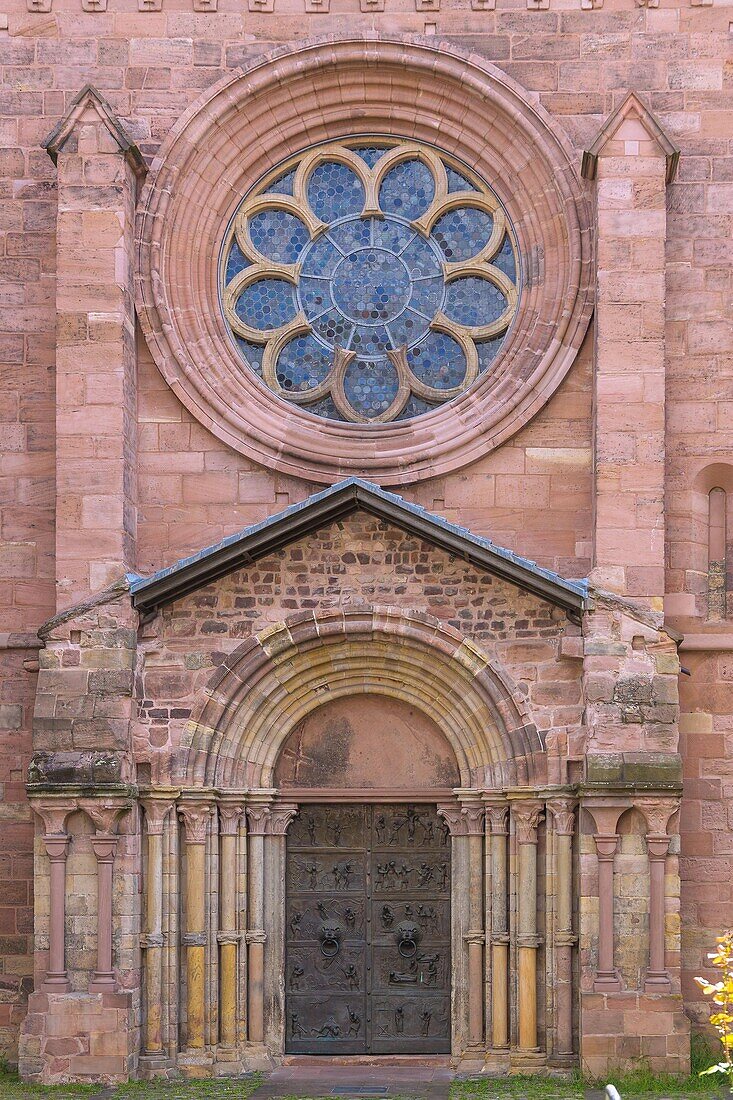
285, 803, 451, 1054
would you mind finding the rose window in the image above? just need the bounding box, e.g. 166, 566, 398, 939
221, 140, 520, 424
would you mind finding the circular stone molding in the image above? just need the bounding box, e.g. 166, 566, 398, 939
136, 36, 593, 486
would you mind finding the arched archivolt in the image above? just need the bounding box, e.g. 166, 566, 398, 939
180, 606, 544, 790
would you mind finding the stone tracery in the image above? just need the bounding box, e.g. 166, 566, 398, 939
220, 139, 519, 423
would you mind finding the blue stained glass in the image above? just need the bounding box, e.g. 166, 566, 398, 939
234, 277, 297, 330
400, 236, 442, 278
332, 248, 412, 324
307, 162, 365, 223
406, 331, 466, 390
350, 324, 392, 358
373, 220, 415, 255
248, 209, 309, 264
328, 220, 372, 255
443, 276, 507, 328
379, 159, 435, 220
343, 359, 399, 418
351, 145, 390, 168
234, 337, 264, 377
446, 166, 477, 193
276, 333, 333, 392
396, 395, 439, 420
311, 308, 354, 347
222, 139, 521, 423
298, 277, 332, 317
386, 309, 425, 349
303, 395, 344, 421
408, 276, 444, 319
226, 239, 249, 283
477, 335, 505, 374
264, 168, 296, 196
301, 237, 340, 278
493, 233, 517, 281
432, 207, 494, 263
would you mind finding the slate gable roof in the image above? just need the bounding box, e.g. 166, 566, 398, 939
128, 478, 588, 615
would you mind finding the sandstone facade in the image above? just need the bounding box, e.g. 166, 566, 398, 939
0, 3, 731, 1083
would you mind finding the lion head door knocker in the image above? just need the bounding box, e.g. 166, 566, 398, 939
319, 922, 342, 959
395, 920, 421, 960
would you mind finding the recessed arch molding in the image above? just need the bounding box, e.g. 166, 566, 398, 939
180, 606, 543, 789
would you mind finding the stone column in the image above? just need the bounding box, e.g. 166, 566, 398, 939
582, 93, 678, 604
178, 801, 213, 1051
485, 802, 509, 1052
33, 800, 77, 993
585, 803, 626, 993
43, 85, 145, 610
547, 799, 576, 1058
140, 797, 175, 1057
638, 799, 678, 993
79, 798, 131, 993
245, 801, 272, 1046
218, 803, 243, 1057
267, 803, 299, 1052
513, 801, 544, 1052
460, 800, 486, 1049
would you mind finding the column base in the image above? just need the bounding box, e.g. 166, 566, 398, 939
510, 1049, 546, 1073
481, 1050, 511, 1075
644, 973, 672, 993
88, 974, 116, 994
178, 1051, 216, 1079
138, 1054, 171, 1079
42, 974, 71, 993
593, 971, 621, 993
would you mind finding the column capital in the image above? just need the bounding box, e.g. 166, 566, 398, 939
245, 804, 272, 836
546, 798, 576, 836
593, 833, 619, 861
89, 834, 119, 864
512, 801, 544, 844
484, 803, 509, 835
31, 798, 78, 836
437, 803, 469, 836
218, 803, 244, 836
636, 796, 679, 838
42, 834, 71, 862
583, 798, 629, 837
178, 801, 213, 844
79, 797, 131, 835
646, 834, 671, 861
269, 803, 299, 836
141, 796, 176, 835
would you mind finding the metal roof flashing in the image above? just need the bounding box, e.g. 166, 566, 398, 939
129, 478, 588, 615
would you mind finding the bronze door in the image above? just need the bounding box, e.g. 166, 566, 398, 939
285, 803, 451, 1054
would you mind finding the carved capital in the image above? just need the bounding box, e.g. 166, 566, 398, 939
141, 798, 176, 836
594, 833, 619, 861
437, 803, 467, 836
32, 799, 77, 836
269, 804, 299, 836
79, 798, 131, 835
512, 801, 544, 844
217, 932, 242, 945
646, 834, 671, 861
89, 833, 119, 864
245, 805, 272, 836
463, 804, 486, 835
547, 798, 576, 837
245, 929, 267, 945
636, 796, 679, 838
218, 804, 243, 836
42, 834, 70, 863
484, 804, 509, 835
178, 801, 213, 845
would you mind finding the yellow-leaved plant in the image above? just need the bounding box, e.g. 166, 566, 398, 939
695, 931, 733, 1092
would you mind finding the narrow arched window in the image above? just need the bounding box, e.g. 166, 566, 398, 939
707, 486, 727, 620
